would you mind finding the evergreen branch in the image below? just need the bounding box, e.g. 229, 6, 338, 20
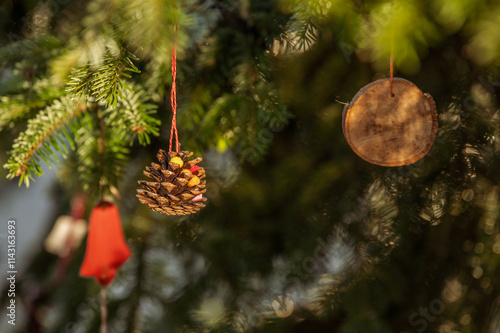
65, 64, 96, 103
3, 96, 85, 187
66, 46, 141, 107
293, 17, 320, 51
0, 78, 66, 130
201, 87, 290, 163
75, 109, 129, 194
104, 82, 161, 146
285, 0, 324, 52
0, 40, 39, 65
0, 95, 46, 130
0, 36, 63, 66
91, 48, 140, 107
191, 62, 291, 163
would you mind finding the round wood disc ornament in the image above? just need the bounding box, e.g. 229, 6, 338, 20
342, 78, 438, 167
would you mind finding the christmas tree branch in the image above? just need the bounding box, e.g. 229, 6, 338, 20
74, 83, 160, 194
285, 0, 324, 52
104, 82, 161, 146
0, 79, 67, 131
3, 96, 85, 187
0, 36, 63, 66
196, 63, 290, 163
0, 97, 46, 130
66, 46, 141, 107
293, 17, 320, 51
66, 65, 95, 100
75, 108, 129, 194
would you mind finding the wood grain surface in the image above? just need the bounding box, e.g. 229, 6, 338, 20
343, 78, 438, 167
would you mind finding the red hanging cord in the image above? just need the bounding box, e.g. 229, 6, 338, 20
169, 4, 179, 152
390, 0, 396, 96
390, 47, 394, 96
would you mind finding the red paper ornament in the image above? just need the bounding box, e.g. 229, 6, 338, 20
79, 201, 131, 287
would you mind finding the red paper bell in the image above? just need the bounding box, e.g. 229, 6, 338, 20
79, 201, 131, 287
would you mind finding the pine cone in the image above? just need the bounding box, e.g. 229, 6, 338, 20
136, 150, 207, 215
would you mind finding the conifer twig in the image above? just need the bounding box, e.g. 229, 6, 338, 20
3, 96, 86, 187
66, 46, 141, 107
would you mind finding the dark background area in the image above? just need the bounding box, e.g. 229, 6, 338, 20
1, 0, 500, 332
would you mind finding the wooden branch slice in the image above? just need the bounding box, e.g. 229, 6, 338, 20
342, 78, 438, 167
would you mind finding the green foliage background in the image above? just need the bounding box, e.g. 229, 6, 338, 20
1, 0, 500, 332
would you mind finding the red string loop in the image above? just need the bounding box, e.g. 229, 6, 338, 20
169, 6, 179, 152
390, 47, 394, 96
390, 0, 396, 96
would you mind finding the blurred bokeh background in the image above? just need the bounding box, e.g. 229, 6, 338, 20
1, 0, 500, 332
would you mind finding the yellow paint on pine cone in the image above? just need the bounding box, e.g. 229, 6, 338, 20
170, 156, 184, 167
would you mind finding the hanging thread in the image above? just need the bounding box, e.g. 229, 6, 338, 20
389, 0, 396, 96
100, 288, 107, 333
169, 2, 179, 152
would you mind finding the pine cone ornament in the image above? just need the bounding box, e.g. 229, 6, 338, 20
137, 150, 207, 215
